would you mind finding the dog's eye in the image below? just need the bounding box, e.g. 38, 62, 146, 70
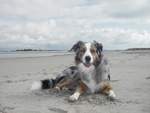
91, 49, 96, 53
71, 71, 74, 74
80, 49, 86, 53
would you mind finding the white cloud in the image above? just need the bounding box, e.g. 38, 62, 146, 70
0, 0, 150, 50
0, 0, 150, 19
1, 19, 150, 50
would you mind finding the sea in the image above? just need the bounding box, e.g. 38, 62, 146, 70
0, 51, 73, 58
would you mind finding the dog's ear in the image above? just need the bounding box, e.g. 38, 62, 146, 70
93, 40, 103, 53
69, 41, 84, 52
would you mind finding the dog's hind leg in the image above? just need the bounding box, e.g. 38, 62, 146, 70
99, 81, 116, 100
55, 79, 72, 91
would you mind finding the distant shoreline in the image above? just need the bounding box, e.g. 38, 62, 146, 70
0, 48, 150, 52
16, 48, 150, 52
126, 48, 150, 51
15, 49, 66, 52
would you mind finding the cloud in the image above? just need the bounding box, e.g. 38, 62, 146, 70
0, 19, 150, 50
0, 0, 150, 19
100, 0, 150, 18
0, 0, 150, 50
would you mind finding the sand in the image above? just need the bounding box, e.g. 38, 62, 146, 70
0, 51, 150, 113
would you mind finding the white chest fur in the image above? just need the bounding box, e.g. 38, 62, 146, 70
78, 64, 99, 93
84, 75, 99, 93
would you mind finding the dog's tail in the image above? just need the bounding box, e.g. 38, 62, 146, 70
30, 76, 65, 90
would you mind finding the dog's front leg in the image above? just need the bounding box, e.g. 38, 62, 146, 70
69, 81, 87, 102
99, 81, 116, 99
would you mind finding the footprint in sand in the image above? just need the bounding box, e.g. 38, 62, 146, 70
145, 76, 150, 80
49, 107, 68, 113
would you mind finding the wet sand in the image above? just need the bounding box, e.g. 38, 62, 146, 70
0, 51, 150, 113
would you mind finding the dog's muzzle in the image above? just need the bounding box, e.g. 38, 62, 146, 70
83, 56, 92, 68
85, 56, 91, 63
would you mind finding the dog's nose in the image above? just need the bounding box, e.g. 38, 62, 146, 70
85, 56, 91, 63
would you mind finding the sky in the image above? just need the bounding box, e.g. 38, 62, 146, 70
0, 0, 150, 50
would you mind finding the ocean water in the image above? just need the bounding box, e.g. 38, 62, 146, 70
0, 51, 72, 58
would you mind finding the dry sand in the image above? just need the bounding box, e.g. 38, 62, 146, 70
0, 51, 150, 113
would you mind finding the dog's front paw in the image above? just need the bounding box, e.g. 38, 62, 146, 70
108, 90, 116, 100
69, 95, 78, 102
69, 92, 80, 102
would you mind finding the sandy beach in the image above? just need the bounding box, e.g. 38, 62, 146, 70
0, 51, 150, 113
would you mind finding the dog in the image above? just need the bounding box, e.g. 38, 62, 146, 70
68, 41, 116, 101
31, 66, 80, 91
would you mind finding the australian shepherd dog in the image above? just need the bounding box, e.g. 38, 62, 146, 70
31, 41, 116, 102
68, 41, 116, 101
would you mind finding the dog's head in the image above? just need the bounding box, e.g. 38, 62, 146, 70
70, 41, 103, 68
